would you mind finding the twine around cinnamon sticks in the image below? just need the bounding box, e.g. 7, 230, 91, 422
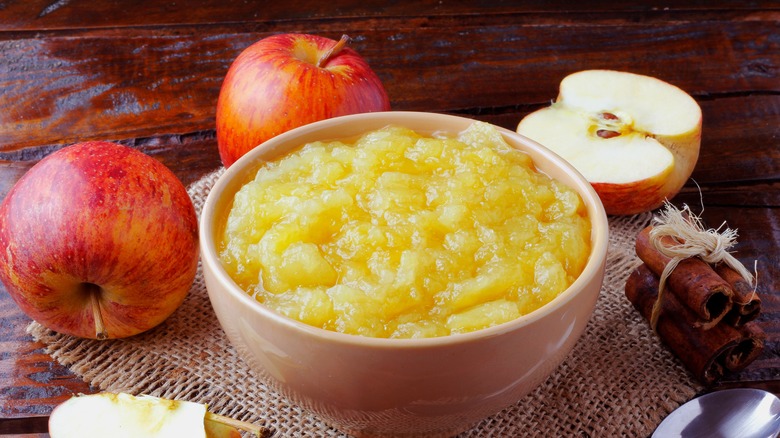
625, 203, 765, 384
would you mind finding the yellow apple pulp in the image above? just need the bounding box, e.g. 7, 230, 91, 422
219, 122, 591, 338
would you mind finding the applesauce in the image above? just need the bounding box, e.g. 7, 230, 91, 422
219, 122, 591, 338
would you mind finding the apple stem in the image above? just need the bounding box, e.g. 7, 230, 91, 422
205, 411, 269, 437
87, 284, 109, 340
316, 34, 350, 68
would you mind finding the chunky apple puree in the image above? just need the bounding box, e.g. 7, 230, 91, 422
219, 122, 591, 338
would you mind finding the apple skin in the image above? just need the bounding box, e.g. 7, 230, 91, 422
216, 33, 391, 167
0, 141, 199, 339
592, 176, 671, 216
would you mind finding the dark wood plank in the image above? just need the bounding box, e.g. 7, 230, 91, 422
0, 30, 230, 150
0, 20, 775, 206
675, 181, 780, 208
1, 290, 93, 418
695, 95, 780, 185
0, 1, 777, 31
0, 416, 48, 435
0, 18, 776, 154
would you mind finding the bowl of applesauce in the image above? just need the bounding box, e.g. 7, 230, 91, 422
200, 111, 609, 437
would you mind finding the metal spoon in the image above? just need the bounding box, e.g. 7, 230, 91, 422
653, 388, 780, 438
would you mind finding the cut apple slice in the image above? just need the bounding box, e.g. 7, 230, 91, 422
517, 69, 701, 215
48, 392, 263, 438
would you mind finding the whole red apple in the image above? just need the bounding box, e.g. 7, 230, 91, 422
216, 33, 391, 167
0, 141, 199, 340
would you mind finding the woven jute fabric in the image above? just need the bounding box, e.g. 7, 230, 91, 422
28, 168, 701, 437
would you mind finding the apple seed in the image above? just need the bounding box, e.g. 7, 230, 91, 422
596, 129, 621, 139
596, 112, 622, 138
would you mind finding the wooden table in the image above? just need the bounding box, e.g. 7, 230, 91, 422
1, 1, 778, 435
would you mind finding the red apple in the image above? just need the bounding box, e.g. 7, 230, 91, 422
0, 141, 199, 339
216, 33, 391, 167
517, 70, 701, 215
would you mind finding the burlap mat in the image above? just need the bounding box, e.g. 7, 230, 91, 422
28, 169, 702, 437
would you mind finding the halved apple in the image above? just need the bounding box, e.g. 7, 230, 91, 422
517, 69, 701, 215
48, 392, 263, 438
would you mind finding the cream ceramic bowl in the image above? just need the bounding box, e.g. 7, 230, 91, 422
200, 111, 609, 437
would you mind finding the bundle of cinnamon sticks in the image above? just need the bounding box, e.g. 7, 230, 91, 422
625, 225, 765, 384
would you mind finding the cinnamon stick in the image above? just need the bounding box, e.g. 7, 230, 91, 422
716, 263, 761, 327
635, 226, 733, 327
722, 322, 766, 372
625, 264, 765, 384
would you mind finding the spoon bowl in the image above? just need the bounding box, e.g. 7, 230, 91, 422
653, 388, 780, 438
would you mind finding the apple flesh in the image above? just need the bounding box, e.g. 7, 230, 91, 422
0, 141, 199, 339
48, 392, 260, 438
517, 69, 701, 215
216, 33, 391, 167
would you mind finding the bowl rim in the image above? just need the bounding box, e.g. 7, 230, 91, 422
200, 111, 609, 349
